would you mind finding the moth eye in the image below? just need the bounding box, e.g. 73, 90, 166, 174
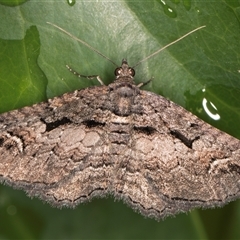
114, 67, 122, 76
129, 68, 135, 77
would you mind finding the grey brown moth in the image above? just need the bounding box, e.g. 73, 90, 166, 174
1, 23, 239, 220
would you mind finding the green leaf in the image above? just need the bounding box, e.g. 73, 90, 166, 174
0, 0, 240, 239
0, 26, 47, 112
0, 0, 29, 7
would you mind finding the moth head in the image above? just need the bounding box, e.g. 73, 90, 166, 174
114, 59, 135, 79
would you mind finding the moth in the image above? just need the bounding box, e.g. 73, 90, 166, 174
0, 23, 239, 220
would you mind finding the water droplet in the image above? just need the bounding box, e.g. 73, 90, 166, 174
158, 0, 177, 18
195, 7, 200, 13
202, 97, 220, 121
67, 0, 76, 6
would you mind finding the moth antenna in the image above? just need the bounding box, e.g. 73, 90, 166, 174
47, 22, 118, 67
132, 25, 206, 68
47, 22, 205, 69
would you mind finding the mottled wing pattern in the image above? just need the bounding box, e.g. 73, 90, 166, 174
0, 86, 111, 205
122, 90, 240, 218
1, 83, 240, 219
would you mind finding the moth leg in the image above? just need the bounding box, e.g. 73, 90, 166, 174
66, 65, 105, 85
137, 77, 154, 88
